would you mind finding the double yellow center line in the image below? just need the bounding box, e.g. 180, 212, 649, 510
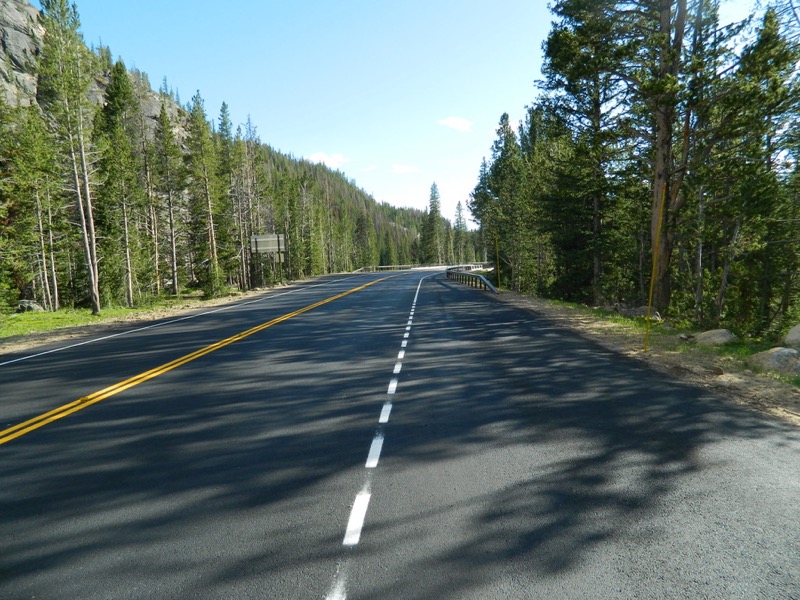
0, 276, 396, 446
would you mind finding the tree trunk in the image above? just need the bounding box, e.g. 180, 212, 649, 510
203, 173, 219, 291
76, 105, 101, 314
35, 191, 53, 311
714, 218, 741, 325
167, 190, 179, 296
693, 190, 705, 324
650, 0, 688, 314
67, 129, 100, 314
150, 202, 160, 295
122, 199, 134, 308
46, 198, 60, 310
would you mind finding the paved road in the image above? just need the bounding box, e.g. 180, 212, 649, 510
1, 271, 798, 599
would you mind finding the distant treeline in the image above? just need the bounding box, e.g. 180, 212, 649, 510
0, 0, 481, 314
470, 1, 800, 337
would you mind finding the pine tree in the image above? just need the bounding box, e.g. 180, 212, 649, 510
38, 0, 102, 313
1, 102, 64, 310
153, 102, 186, 296
214, 101, 238, 284
543, 0, 626, 303
420, 182, 443, 264
185, 91, 223, 296
94, 59, 145, 307
489, 114, 528, 290
453, 201, 467, 264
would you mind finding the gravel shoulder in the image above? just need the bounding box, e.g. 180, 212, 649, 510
496, 291, 800, 428
2, 286, 799, 427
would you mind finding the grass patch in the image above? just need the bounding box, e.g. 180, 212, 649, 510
0, 308, 137, 338
0, 287, 250, 340
713, 339, 775, 360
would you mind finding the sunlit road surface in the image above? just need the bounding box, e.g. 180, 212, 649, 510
1, 272, 798, 599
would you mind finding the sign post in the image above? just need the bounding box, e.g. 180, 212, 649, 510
250, 234, 286, 284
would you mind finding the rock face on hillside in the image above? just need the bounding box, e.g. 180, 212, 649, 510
0, 0, 43, 106
0, 0, 183, 138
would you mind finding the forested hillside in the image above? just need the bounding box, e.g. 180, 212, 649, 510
470, 0, 800, 338
0, 0, 431, 314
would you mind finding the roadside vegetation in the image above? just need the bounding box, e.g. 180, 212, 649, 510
468, 2, 800, 343
0, 288, 236, 339
521, 295, 800, 391
1, 1, 482, 320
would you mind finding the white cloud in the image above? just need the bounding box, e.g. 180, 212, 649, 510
437, 116, 473, 133
306, 152, 350, 169
392, 164, 421, 174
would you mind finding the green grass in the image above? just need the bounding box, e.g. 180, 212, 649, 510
0, 287, 247, 340
0, 307, 138, 338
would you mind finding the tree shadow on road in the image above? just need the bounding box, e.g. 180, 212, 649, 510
1, 275, 798, 599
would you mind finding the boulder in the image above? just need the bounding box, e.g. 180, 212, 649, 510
748, 347, 800, 375
784, 324, 800, 348
16, 299, 43, 312
695, 329, 738, 346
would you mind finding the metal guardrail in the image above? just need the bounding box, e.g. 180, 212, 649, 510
354, 265, 419, 273
445, 267, 499, 294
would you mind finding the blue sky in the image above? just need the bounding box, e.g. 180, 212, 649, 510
35, 0, 756, 223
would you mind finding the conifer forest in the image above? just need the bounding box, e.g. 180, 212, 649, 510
470, 0, 800, 337
0, 0, 475, 316
2, 0, 800, 341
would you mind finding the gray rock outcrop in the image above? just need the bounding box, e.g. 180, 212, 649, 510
1, 0, 184, 137
16, 299, 43, 312
695, 329, 738, 346
0, 0, 43, 106
748, 347, 800, 375
785, 324, 800, 348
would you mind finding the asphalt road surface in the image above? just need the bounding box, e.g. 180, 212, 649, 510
1, 271, 798, 599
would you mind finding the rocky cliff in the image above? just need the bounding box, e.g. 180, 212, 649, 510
0, 0, 182, 136
0, 0, 42, 106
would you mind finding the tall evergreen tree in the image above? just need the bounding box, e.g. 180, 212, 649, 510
420, 182, 443, 264
185, 91, 223, 296
38, 0, 102, 313
453, 201, 467, 264
543, 0, 628, 303
153, 102, 186, 296
94, 59, 144, 307
489, 114, 529, 290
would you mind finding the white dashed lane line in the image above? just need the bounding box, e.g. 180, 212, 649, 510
343, 489, 371, 546
379, 402, 392, 424
365, 435, 385, 469
325, 275, 430, 599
